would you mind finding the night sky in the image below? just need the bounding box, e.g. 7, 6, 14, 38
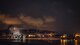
0, 0, 80, 33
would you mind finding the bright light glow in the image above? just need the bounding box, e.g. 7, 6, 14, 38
75, 33, 80, 37
28, 35, 35, 37
63, 36, 66, 38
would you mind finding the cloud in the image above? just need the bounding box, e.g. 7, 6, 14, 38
3, 18, 21, 25
0, 14, 55, 30
20, 16, 55, 30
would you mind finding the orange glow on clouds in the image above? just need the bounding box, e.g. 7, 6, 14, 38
0, 15, 55, 30
3, 18, 21, 25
